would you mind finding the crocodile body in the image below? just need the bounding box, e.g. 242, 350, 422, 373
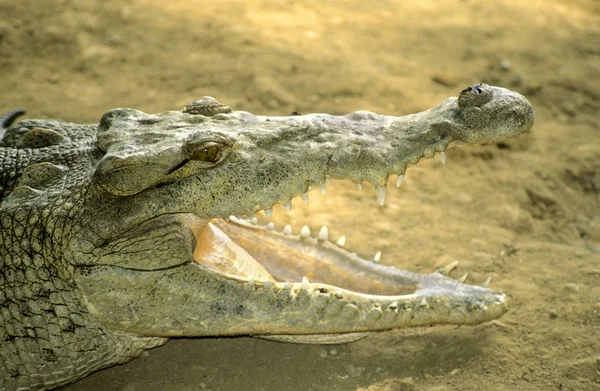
0, 84, 534, 390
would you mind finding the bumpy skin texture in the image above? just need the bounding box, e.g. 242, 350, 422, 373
0, 84, 534, 390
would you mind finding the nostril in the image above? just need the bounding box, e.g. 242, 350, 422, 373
458, 83, 492, 108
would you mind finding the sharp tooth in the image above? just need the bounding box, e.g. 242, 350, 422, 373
458, 272, 469, 283
440, 151, 446, 165
247, 277, 255, 286
336, 236, 346, 247
335, 290, 343, 299
300, 225, 311, 237
320, 184, 326, 194
376, 186, 387, 206
229, 215, 238, 222
284, 200, 292, 212
357, 183, 363, 190
283, 224, 292, 235
318, 226, 329, 241
388, 301, 398, 310
420, 297, 428, 308
301, 276, 310, 290
283, 281, 291, 290
250, 217, 258, 225
373, 251, 381, 263
437, 261, 459, 276
265, 208, 272, 217
301, 192, 309, 203
396, 174, 405, 188
482, 276, 492, 288
265, 222, 275, 230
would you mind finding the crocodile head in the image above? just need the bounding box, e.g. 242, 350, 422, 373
68, 83, 532, 339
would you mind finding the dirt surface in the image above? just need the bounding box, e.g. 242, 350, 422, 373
2, 0, 600, 390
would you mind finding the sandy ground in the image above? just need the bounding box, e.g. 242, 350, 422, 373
1, 0, 599, 390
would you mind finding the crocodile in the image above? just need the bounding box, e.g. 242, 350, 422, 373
0, 83, 534, 391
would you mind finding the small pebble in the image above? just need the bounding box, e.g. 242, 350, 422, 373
549, 310, 559, 319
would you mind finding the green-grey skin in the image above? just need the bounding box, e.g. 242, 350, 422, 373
0, 84, 534, 390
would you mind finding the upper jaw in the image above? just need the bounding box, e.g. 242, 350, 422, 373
84, 83, 534, 252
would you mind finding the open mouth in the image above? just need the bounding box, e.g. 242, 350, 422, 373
196, 215, 420, 297
187, 174, 504, 311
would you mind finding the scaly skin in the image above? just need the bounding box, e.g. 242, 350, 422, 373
0, 84, 534, 390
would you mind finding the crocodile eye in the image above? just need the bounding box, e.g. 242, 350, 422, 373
183, 132, 233, 166
194, 145, 222, 163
